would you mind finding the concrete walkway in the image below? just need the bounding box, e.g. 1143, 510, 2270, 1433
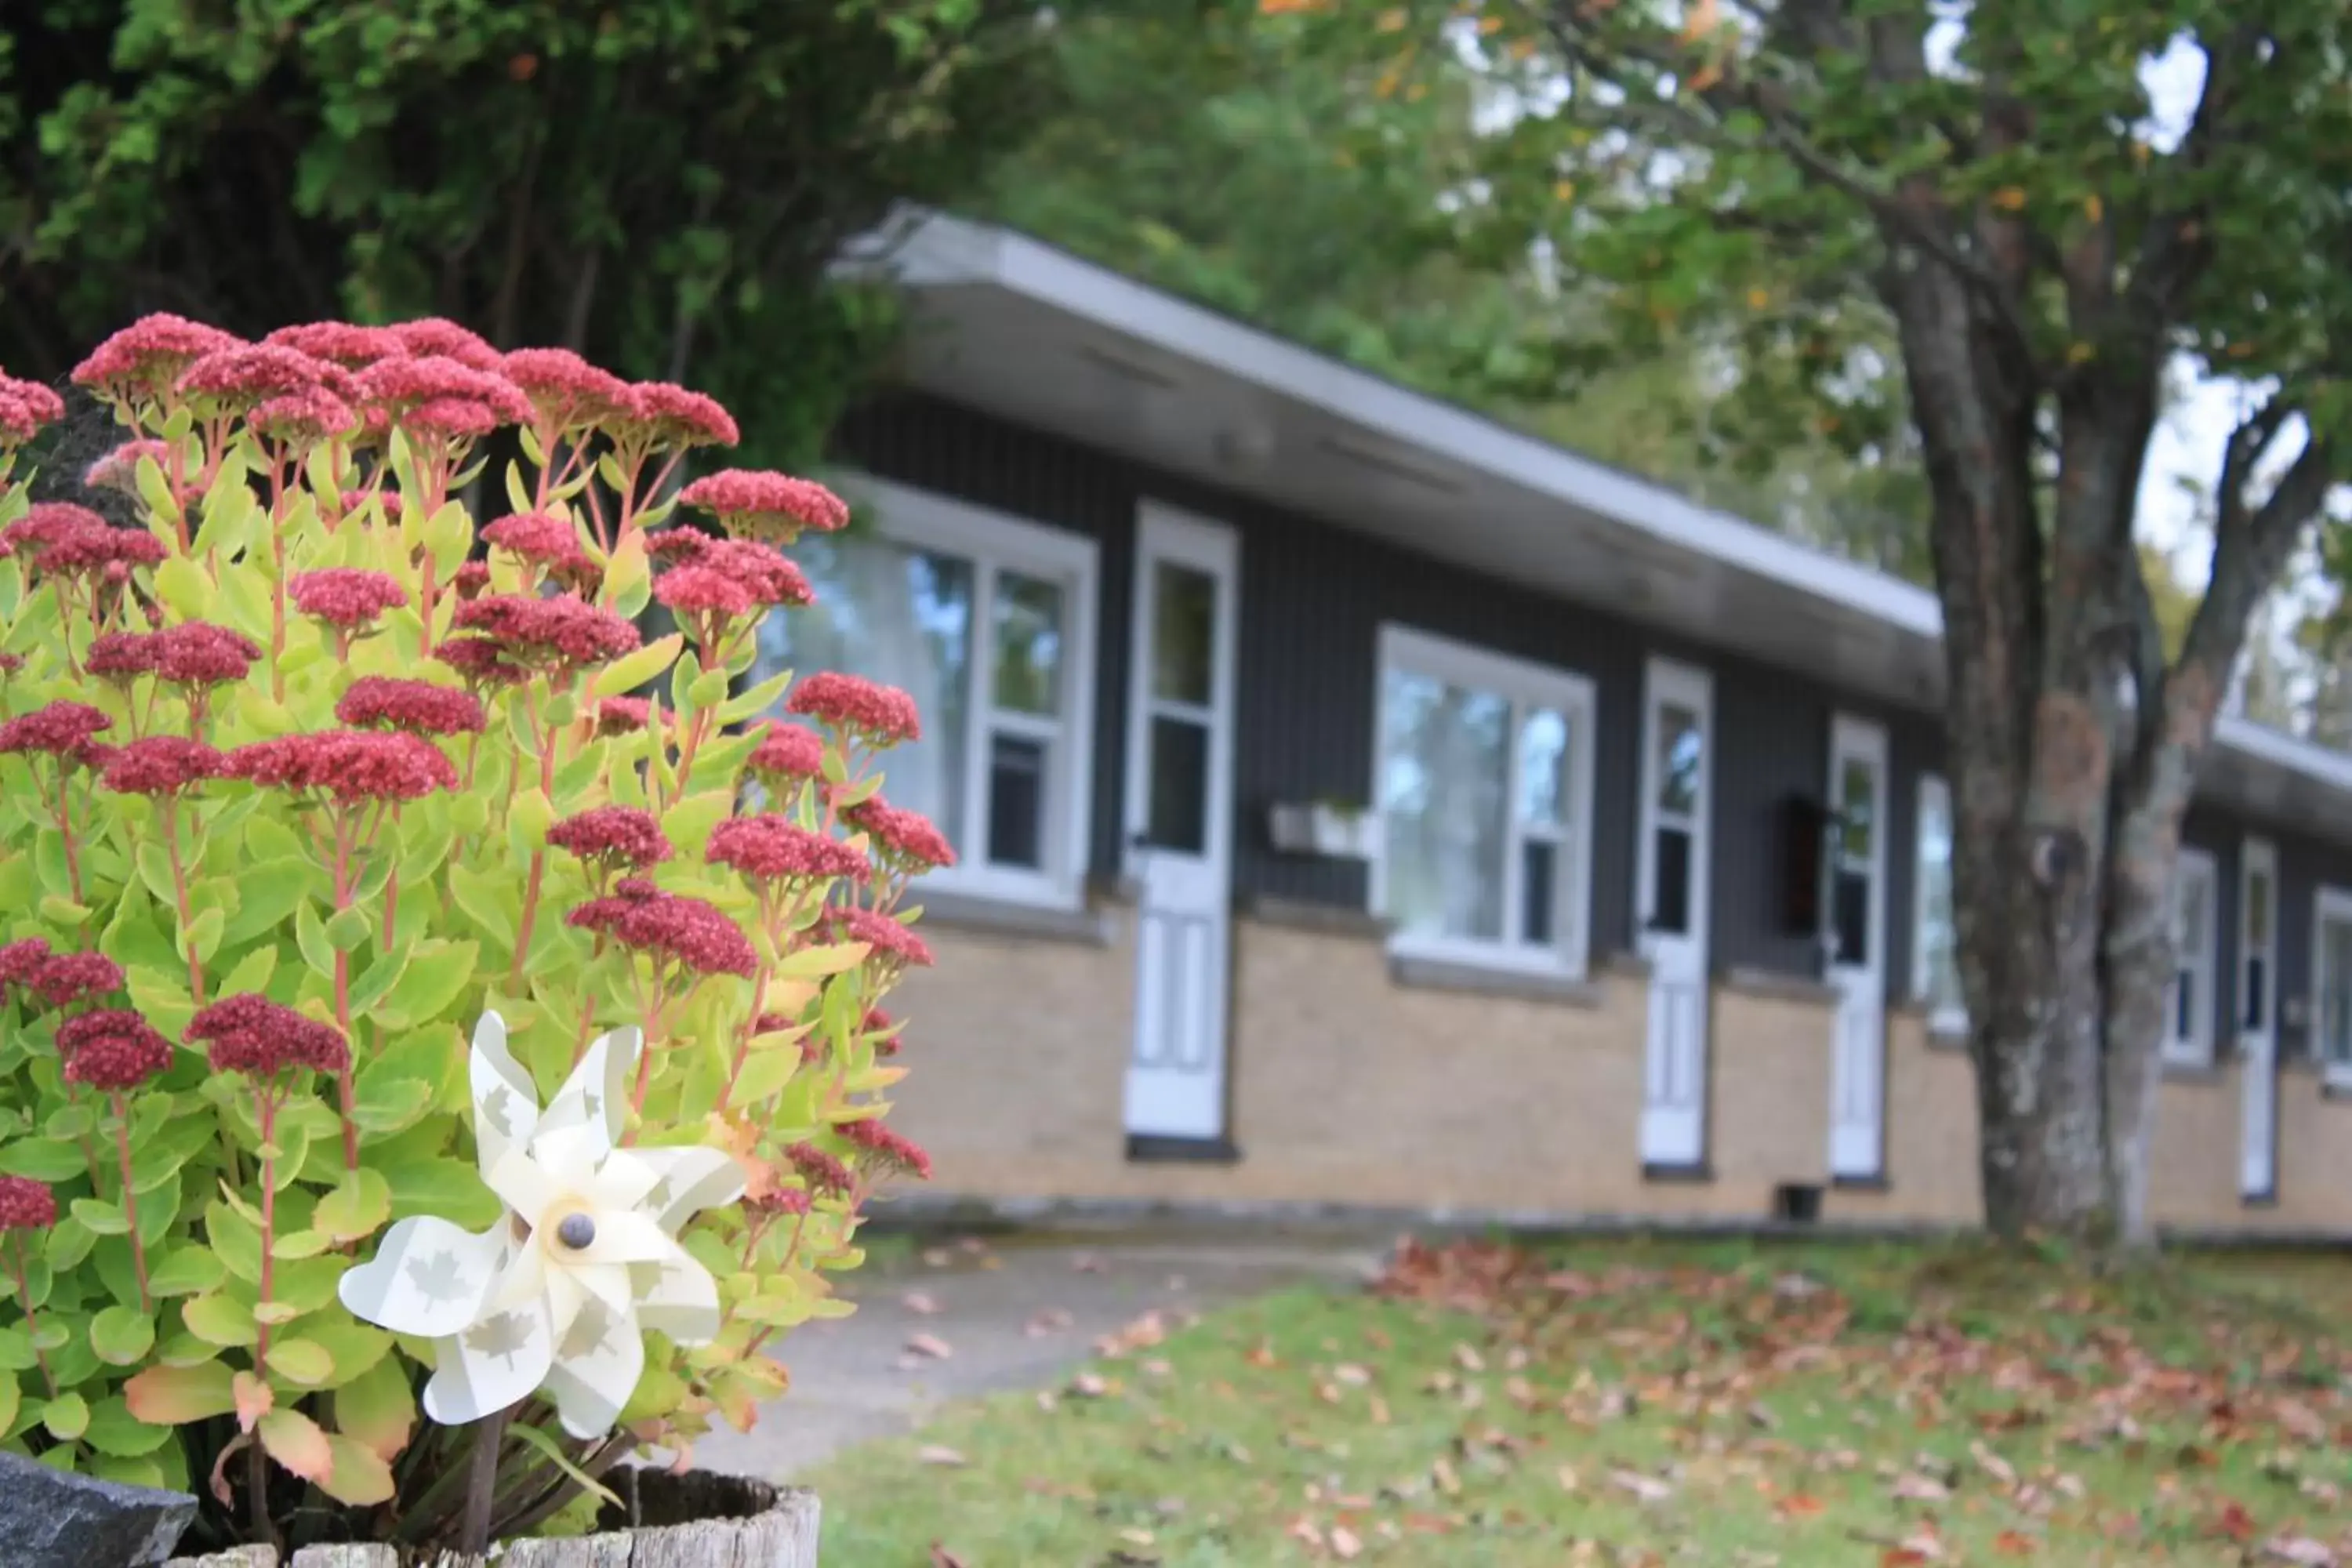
692, 1230, 1388, 1481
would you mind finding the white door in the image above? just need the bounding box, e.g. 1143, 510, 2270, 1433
1826, 714, 1890, 1181
1122, 506, 1240, 1145
1636, 658, 1714, 1171
2166, 849, 2219, 1067
2239, 838, 2278, 1200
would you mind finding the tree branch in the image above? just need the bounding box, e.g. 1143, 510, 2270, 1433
1531, 0, 2043, 376
2180, 405, 2333, 694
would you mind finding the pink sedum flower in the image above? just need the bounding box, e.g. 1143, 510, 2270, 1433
0, 376, 66, 447
86, 632, 162, 682
481, 510, 581, 564
187, 995, 350, 1080
83, 440, 173, 498
622, 383, 739, 449
251, 387, 359, 446
391, 318, 503, 372
747, 722, 826, 782
0, 701, 112, 758
29, 952, 125, 1010
845, 795, 956, 872
839, 1116, 933, 1181
154, 622, 262, 688
100, 737, 225, 796
72, 314, 243, 403
227, 730, 459, 805
335, 677, 485, 737
290, 568, 408, 630
176, 344, 332, 411
263, 322, 407, 368
706, 815, 870, 884
60, 1011, 174, 1091
595, 696, 652, 736
828, 906, 935, 970
547, 806, 673, 874
785, 1142, 854, 1197
788, 671, 920, 746
678, 469, 850, 541
503, 348, 635, 430
449, 593, 640, 671
584, 889, 757, 978
0, 1178, 56, 1232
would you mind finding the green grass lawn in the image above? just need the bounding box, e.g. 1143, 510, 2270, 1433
808, 1236, 2352, 1566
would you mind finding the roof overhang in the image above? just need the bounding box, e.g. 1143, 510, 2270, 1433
841, 212, 2352, 845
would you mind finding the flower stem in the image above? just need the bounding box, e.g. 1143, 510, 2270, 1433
9, 1239, 56, 1399
110, 1092, 151, 1312
331, 833, 360, 1170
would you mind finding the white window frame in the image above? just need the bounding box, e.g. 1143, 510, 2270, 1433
2165, 847, 2220, 1068
825, 474, 1100, 912
2314, 885, 2352, 1087
1367, 624, 1599, 980
1911, 772, 1968, 1035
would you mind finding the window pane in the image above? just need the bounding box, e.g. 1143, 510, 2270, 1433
992, 571, 1063, 716
986, 732, 1047, 869
1520, 840, 1556, 946
2176, 973, 2195, 1043
1151, 563, 1216, 706
1651, 826, 1692, 936
1519, 707, 1572, 828
754, 534, 970, 851
2327, 919, 2352, 1063
1653, 703, 1703, 818
2245, 958, 2267, 1031
1381, 668, 1508, 943
1916, 782, 1962, 1014
2248, 868, 2272, 946
1834, 869, 1871, 965
1145, 716, 1209, 855
1838, 758, 1876, 860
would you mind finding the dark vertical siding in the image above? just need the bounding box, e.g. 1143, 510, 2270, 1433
831, 391, 2342, 1014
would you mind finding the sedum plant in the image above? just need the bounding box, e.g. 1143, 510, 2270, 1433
0, 319, 946, 1555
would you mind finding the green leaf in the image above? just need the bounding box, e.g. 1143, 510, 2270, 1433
40, 1392, 89, 1442
592, 632, 685, 699
726, 1047, 800, 1109
214, 942, 279, 1000
382, 1157, 502, 1230
318, 1434, 397, 1505
348, 1076, 433, 1136
205, 1199, 263, 1285
325, 904, 373, 953
70, 1197, 130, 1237
507, 1421, 622, 1509
183, 905, 227, 964
296, 897, 338, 980
294, 1314, 391, 1391
374, 938, 477, 1030
334, 1355, 415, 1460
89, 1304, 156, 1367
183, 1290, 260, 1348
0, 1325, 32, 1372
271, 1229, 332, 1261
267, 1338, 334, 1386
448, 861, 515, 947
659, 790, 735, 861
222, 861, 314, 949
0, 1139, 89, 1182
146, 1245, 226, 1300
125, 1359, 235, 1425
313, 1169, 392, 1243
82, 1395, 175, 1458
344, 938, 412, 1018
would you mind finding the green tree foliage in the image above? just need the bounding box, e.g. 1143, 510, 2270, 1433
1267, 0, 2352, 1240
989, 5, 1938, 577
2, 1, 1062, 459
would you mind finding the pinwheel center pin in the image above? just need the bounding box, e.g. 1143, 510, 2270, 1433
555, 1211, 597, 1250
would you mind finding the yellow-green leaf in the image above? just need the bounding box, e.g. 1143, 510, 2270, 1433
89, 1305, 156, 1367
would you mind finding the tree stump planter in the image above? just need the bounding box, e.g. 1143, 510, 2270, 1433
164, 1472, 818, 1567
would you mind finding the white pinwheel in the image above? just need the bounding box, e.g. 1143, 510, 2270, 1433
339, 1013, 745, 1438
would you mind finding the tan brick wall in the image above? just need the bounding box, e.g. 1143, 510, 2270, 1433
882, 909, 2352, 1239
1824, 1013, 1982, 1225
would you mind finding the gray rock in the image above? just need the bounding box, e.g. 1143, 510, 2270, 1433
0, 1447, 199, 1566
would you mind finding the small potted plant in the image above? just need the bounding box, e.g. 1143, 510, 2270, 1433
0, 316, 946, 1560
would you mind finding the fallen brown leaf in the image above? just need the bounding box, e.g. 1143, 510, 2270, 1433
2265, 1537, 2336, 1566
1069, 1371, 1112, 1398
905, 1332, 953, 1360
1892, 1472, 1951, 1503
902, 1290, 942, 1316
1024, 1307, 1074, 1338
916, 1444, 967, 1467
1330, 1524, 1364, 1559
928, 1544, 968, 1568
1611, 1468, 1675, 1504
